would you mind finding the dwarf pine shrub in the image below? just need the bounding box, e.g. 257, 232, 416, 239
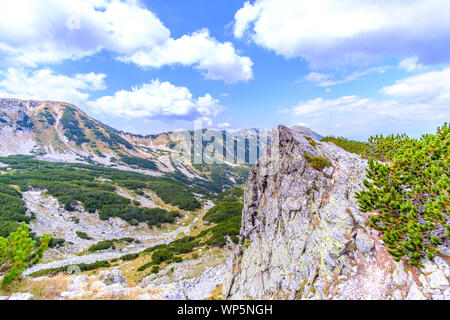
321, 136, 369, 156
304, 153, 332, 171
76, 231, 92, 240
356, 123, 449, 267
0, 222, 50, 286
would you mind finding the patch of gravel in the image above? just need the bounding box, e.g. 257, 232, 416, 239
23, 198, 214, 276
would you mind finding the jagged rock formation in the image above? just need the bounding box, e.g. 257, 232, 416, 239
223, 125, 449, 300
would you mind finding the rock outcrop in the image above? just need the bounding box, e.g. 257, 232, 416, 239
223, 125, 449, 300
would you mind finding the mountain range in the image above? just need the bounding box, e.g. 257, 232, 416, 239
0, 98, 448, 301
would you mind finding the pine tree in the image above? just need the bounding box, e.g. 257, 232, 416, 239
356, 123, 449, 266
0, 222, 50, 286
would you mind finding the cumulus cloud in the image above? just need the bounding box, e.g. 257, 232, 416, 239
288, 68, 450, 138
0, 68, 106, 105
87, 79, 224, 123
380, 67, 450, 103
118, 29, 253, 84
0, 0, 168, 66
0, 68, 224, 124
233, 0, 450, 68
0, 0, 252, 83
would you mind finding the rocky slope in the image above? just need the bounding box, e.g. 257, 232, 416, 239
223, 125, 449, 300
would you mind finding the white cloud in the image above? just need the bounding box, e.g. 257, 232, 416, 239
302, 72, 331, 84
0, 0, 252, 83
87, 79, 224, 123
0, 67, 224, 124
118, 29, 253, 84
398, 56, 423, 72
301, 66, 389, 87
74, 72, 107, 91
217, 122, 231, 128
0, 0, 168, 66
289, 68, 450, 138
380, 68, 450, 103
0, 68, 106, 105
233, 0, 450, 68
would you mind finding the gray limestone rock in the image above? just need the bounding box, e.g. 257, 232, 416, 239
222, 125, 449, 300
8, 293, 34, 300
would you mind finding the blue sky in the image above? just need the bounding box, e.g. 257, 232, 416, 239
0, 0, 449, 140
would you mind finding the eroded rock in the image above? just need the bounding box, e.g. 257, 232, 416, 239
8, 293, 34, 300
223, 125, 449, 300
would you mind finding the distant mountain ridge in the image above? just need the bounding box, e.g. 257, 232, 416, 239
0, 98, 282, 189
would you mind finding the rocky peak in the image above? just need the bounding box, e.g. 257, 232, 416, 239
223, 125, 449, 300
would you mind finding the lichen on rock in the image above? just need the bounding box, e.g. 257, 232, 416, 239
223, 125, 449, 300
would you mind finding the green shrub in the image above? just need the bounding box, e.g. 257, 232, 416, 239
170, 236, 197, 254
29, 260, 110, 277
98, 204, 179, 227
151, 265, 159, 274
321, 136, 369, 156
120, 253, 139, 261
76, 231, 92, 240
0, 191, 29, 223
119, 156, 157, 170
39, 109, 55, 126
16, 114, 34, 129
48, 238, 65, 248
0, 221, 19, 238
356, 123, 449, 266
304, 153, 332, 171
200, 215, 242, 247
305, 136, 317, 148
137, 262, 153, 272
139, 236, 200, 269
0, 223, 50, 286
116, 180, 147, 189
151, 248, 174, 264
0, 184, 21, 197
143, 244, 168, 254
71, 217, 80, 224
88, 240, 116, 252
203, 201, 243, 223
213, 187, 244, 203
170, 256, 182, 263
93, 150, 106, 158
60, 107, 89, 145
146, 181, 201, 210
364, 133, 412, 162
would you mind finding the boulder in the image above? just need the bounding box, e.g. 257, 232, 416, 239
427, 270, 448, 290
100, 269, 128, 287
8, 293, 34, 300
406, 283, 426, 300
355, 232, 375, 254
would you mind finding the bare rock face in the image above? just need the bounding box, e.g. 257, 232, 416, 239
223, 125, 449, 300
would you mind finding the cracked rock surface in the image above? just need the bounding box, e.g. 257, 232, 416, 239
223, 125, 449, 300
